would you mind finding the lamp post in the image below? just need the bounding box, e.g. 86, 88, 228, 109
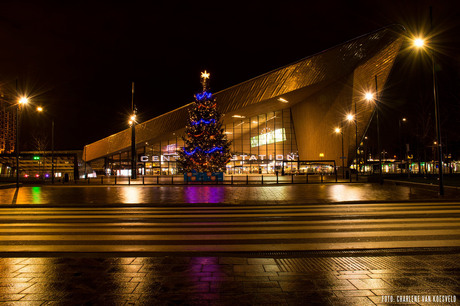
413, 37, 444, 196
15, 97, 29, 188
130, 82, 137, 180
398, 117, 407, 174
346, 112, 358, 181
365, 76, 383, 185
36, 106, 55, 184
335, 127, 344, 179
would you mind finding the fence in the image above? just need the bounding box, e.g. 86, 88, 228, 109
72, 173, 348, 185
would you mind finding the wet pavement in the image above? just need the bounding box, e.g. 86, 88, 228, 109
1, 183, 459, 305
1, 182, 458, 205
0, 252, 458, 305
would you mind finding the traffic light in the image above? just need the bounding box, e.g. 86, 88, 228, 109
33, 156, 40, 160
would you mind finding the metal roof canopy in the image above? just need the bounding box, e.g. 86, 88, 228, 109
83, 25, 404, 162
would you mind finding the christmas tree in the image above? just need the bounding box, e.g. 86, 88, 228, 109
178, 71, 232, 173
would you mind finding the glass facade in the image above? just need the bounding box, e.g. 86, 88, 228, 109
105, 108, 300, 176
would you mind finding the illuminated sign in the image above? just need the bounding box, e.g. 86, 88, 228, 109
250, 128, 286, 147
139, 155, 179, 162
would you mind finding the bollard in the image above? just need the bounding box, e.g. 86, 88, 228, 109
128, 176, 131, 185
231, 175, 233, 185
291, 174, 294, 184
276, 173, 279, 184
114, 176, 117, 185
246, 175, 249, 185
261, 175, 263, 185
142, 176, 145, 185
321, 172, 323, 183
306, 173, 308, 184
171, 175, 174, 185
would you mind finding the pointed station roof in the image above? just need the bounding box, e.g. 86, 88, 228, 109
83, 25, 404, 162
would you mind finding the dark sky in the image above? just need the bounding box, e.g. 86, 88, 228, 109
1, 0, 459, 156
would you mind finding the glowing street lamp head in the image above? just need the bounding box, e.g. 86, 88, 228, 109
346, 114, 354, 122
334, 127, 341, 134
36, 106, 43, 112
130, 115, 136, 121
413, 38, 425, 48
365, 92, 374, 101
18, 97, 29, 105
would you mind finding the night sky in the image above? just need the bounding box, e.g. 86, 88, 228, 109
1, 1, 459, 158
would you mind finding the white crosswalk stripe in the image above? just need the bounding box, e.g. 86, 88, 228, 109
1, 202, 459, 253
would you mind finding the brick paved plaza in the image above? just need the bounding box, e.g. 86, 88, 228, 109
1, 252, 459, 305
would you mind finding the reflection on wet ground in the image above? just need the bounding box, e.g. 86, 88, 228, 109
0, 253, 458, 304
0, 183, 455, 205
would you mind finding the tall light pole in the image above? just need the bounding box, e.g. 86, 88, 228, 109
365, 76, 383, 185
130, 82, 137, 180
36, 106, 55, 184
398, 117, 407, 174
335, 127, 344, 179
15, 97, 29, 188
413, 37, 444, 196
346, 112, 358, 181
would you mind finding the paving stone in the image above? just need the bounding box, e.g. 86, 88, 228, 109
218, 257, 247, 265
334, 289, 375, 297
336, 274, 370, 279
247, 258, 276, 265
279, 280, 315, 292
0, 294, 25, 301
263, 265, 280, 272
348, 278, 392, 290
233, 265, 265, 273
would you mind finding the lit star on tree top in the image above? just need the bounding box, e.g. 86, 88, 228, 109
201, 70, 210, 80
200, 70, 211, 91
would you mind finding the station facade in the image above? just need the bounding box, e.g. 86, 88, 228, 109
83, 26, 404, 176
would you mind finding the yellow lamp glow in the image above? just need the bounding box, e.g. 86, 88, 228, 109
18, 97, 29, 104
413, 38, 425, 48
346, 114, 354, 121
365, 92, 374, 101
335, 127, 341, 133
37, 106, 43, 112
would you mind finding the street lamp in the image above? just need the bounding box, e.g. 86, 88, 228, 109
365, 77, 383, 185
346, 112, 358, 181
15, 96, 29, 188
413, 37, 444, 196
335, 127, 345, 179
398, 117, 407, 174
130, 82, 137, 180
36, 106, 56, 184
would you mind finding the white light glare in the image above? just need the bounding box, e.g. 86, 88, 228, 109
365, 92, 374, 101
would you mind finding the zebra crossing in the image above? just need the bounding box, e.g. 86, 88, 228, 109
0, 202, 459, 253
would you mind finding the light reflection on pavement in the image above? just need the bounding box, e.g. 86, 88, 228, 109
0, 183, 453, 205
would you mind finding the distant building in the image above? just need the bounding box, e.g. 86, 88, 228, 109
0, 150, 84, 181
0, 92, 16, 154
83, 26, 404, 176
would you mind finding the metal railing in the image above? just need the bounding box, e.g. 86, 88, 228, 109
73, 172, 352, 185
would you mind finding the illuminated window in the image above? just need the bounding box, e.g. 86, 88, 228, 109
250, 128, 286, 147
